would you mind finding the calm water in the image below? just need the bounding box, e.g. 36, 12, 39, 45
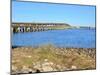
12, 29, 96, 48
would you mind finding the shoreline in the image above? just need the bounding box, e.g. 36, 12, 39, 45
12, 46, 96, 58
12, 45, 96, 74
12, 45, 96, 49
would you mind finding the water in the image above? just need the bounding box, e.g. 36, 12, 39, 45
12, 29, 96, 48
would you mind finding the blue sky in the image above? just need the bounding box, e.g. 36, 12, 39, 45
12, 1, 96, 27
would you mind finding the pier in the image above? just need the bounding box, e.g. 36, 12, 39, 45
12, 22, 70, 33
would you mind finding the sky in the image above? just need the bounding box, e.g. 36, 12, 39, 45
12, 1, 96, 27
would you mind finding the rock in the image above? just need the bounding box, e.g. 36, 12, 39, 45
35, 69, 41, 73
44, 59, 48, 62
27, 55, 32, 58
12, 65, 17, 71
56, 65, 62, 69
71, 65, 77, 69
41, 61, 54, 71
42, 65, 53, 71
34, 63, 41, 67
33, 61, 55, 72
21, 66, 30, 73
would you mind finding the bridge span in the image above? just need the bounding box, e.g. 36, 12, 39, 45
12, 22, 70, 33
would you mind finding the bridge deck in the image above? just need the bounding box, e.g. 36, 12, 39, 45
12, 22, 71, 33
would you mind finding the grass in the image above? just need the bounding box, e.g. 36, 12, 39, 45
12, 44, 96, 73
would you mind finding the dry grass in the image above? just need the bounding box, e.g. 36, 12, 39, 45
12, 44, 96, 74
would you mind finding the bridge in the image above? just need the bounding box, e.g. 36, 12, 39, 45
12, 22, 71, 33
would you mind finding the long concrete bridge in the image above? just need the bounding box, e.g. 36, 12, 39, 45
12, 22, 71, 33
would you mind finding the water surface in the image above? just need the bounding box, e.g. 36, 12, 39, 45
12, 29, 96, 48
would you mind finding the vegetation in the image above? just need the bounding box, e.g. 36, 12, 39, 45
12, 44, 96, 74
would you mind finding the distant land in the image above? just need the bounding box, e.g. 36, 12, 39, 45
11, 22, 95, 33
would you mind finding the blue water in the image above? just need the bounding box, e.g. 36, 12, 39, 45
12, 29, 96, 48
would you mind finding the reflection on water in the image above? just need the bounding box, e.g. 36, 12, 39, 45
12, 29, 96, 48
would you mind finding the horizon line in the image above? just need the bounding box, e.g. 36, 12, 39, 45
12, 22, 95, 27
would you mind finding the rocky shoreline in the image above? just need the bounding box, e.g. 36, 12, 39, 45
12, 45, 96, 74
